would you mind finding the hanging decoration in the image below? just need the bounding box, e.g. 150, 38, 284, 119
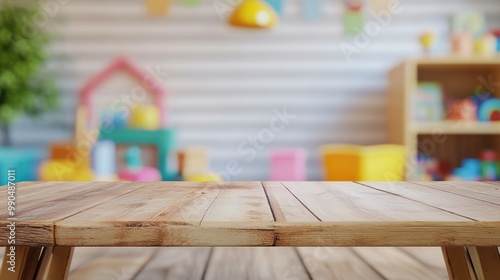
228, 0, 279, 28
343, 0, 364, 35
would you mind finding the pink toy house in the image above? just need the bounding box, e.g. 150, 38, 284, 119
270, 148, 307, 181
79, 56, 167, 126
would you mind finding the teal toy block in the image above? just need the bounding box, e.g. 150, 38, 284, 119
99, 128, 176, 181
0, 147, 44, 186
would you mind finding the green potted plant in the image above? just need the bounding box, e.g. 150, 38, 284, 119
0, 3, 59, 146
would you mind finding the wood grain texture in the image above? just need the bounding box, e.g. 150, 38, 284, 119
442, 247, 475, 280
69, 248, 157, 280
1, 181, 500, 247
361, 181, 500, 221
413, 181, 500, 205
204, 247, 310, 280
400, 247, 449, 279
352, 247, 445, 280
56, 182, 275, 246
262, 181, 319, 222
134, 247, 211, 280
467, 247, 500, 280
297, 247, 383, 280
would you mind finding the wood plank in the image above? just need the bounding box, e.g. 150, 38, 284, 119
0, 182, 148, 246
442, 247, 475, 280
134, 248, 211, 280
262, 181, 319, 222
199, 182, 274, 224
361, 181, 500, 221
282, 182, 467, 222
297, 247, 383, 280
203, 247, 310, 280
413, 181, 500, 205
352, 247, 445, 280
69, 248, 157, 280
400, 247, 449, 279
467, 247, 500, 280
56, 182, 275, 246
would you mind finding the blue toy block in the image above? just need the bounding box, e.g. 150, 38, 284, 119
0, 148, 44, 186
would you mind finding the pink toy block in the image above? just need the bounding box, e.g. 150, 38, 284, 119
79, 56, 167, 126
270, 148, 307, 181
118, 167, 161, 182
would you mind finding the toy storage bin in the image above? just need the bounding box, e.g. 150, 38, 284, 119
270, 148, 307, 181
320, 144, 406, 181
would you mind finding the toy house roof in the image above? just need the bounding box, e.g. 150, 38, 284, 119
79, 56, 166, 125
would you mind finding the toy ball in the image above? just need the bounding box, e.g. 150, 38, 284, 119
129, 105, 160, 130
478, 98, 500, 121
446, 99, 477, 121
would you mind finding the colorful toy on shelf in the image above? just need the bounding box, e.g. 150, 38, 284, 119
269, 148, 307, 181
79, 56, 167, 127
492, 29, 500, 52
100, 128, 176, 181
474, 33, 497, 56
419, 31, 436, 55
452, 158, 482, 181
480, 150, 499, 181
92, 140, 117, 181
39, 106, 97, 181
451, 12, 485, 39
118, 146, 161, 181
320, 144, 405, 181
177, 146, 221, 181
446, 98, 477, 121
451, 32, 474, 55
478, 98, 500, 122
0, 148, 44, 185
228, 0, 278, 28
414, 82, 443, 121
100, 109, 127, 130
129, 104, 160, 130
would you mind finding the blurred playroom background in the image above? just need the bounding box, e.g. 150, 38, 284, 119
1, 0, 500, 184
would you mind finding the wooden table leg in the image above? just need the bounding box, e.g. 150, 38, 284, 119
467, 247, 500, 280
442, 246, 476, 280
35, 247, 53, 280
0, 246, 42, 280
44, 246, 74, 280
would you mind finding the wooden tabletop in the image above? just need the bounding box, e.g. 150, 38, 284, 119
0, 181, 499, 247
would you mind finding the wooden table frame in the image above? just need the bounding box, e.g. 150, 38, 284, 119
0, 181, 499, 280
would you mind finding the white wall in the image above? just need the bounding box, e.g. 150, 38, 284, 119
10, 0, 500, 180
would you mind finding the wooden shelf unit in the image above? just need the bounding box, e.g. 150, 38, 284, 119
387, 56, 500, 178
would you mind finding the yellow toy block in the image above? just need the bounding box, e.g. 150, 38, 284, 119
177, 147, 210, 179
320, 144, 406, 181
39, 160, 94, 181
129, 105, 161, 130
186, 173, 222, 182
